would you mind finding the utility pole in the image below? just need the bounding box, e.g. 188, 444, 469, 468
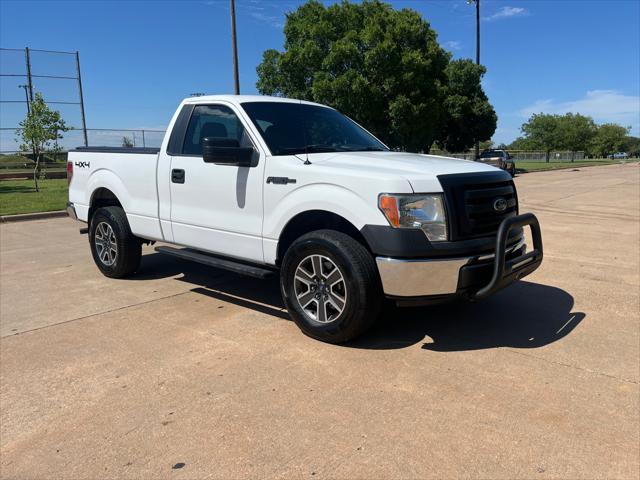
230, 0, 240, 95
468, 0, 480, 159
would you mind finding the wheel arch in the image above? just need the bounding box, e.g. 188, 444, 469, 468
276, 210, 371, 265
89, 187, 123, 223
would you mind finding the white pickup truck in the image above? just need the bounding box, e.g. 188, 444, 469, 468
68, 95, 543, 343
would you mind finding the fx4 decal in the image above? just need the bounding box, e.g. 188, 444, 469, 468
75, 161, 90, 168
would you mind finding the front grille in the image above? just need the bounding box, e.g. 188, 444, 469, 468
464, 183, 517, 236
438, 171, 518, 241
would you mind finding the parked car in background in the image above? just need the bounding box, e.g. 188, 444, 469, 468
67, 95, 543, 343
478, 149, 516, 176
608, 152, 629, 159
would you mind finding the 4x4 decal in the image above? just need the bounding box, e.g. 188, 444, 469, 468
75, 161, 90, 168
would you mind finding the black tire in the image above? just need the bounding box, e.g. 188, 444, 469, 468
89, 206, 141, 278
280, 229, 382, 343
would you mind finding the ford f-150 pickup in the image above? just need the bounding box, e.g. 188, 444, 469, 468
67, 95, 543, 343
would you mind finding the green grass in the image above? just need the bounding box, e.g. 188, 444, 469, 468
0, 178, 68, 216
517, 160, 626, 172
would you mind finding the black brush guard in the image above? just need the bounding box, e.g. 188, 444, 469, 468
472, 213, 543, 300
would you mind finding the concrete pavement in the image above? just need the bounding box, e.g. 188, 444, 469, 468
1, 163, 638, 479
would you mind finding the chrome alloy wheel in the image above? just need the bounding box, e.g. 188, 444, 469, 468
294, 255, 347, 323
94, 221, 118, 266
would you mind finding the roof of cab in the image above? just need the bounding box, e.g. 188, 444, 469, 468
181, 94, 329, 108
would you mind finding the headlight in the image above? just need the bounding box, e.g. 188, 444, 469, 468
378, 193, 448, 241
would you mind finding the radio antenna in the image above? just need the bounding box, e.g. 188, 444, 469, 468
300, 99, 311, 165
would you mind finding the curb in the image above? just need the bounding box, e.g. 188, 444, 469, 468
0, 210, 68, 223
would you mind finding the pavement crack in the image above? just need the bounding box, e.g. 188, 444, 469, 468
1, 291, 191, 338
504, 348, 639, 385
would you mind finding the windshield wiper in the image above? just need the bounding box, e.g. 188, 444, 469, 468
276, 144, 348, 155
352, 146, 386, 152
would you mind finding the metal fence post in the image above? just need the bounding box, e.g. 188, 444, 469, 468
24, 47, 34, 102
142, 130, 146, 147
75, 51, 89, 147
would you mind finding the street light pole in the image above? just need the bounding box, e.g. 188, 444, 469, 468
474, 0, 480, 65
230, 0, 240, 95
468, 0, 481, 159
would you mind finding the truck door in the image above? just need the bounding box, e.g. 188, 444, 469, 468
168, 103, 265, 262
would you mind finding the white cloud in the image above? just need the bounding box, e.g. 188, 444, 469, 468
484, 6, 528, 21
444, 40, 462, 51
203, 0, 288, 28
246, 11, 283, 28
519, 90, 640, 133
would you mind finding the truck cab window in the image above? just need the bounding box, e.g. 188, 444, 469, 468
241, 101, 388, 156
182, 104, 250, 155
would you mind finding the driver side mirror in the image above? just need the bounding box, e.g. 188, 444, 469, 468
202, 137, 254, 166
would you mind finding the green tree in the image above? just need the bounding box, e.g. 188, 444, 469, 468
623, 136, 640, 158
518, 113, 597, 160
256, 0, 454, 152
590, 123, 630, 158
436, 60, 496, 152
122, 136, 134, 148
556, 113, 597, 152
16, 93, 68, 192
508, 136, 535, 151
520, 113, 562, 160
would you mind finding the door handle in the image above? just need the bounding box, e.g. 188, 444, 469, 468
171, 169, 185, 184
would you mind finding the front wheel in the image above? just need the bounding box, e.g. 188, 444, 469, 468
89, 206, 141, 278
280, 230, 382, 343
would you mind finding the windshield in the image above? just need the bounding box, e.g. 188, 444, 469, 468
241, 101, 388, 156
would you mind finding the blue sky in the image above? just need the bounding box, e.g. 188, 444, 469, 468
1, 0, 639, 148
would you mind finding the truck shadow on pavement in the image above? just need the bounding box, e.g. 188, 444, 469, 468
357, 281, 586, 351
137, 253, 585, 351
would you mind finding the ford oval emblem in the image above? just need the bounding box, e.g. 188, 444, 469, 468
493, 197, 508, 212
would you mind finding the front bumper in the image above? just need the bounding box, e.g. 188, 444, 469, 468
376, 213, 543, 302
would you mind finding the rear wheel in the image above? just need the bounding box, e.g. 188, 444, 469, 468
280, 230, 382, 343
89, 206, 141, 278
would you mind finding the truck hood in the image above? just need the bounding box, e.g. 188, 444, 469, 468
308, 151, 500, 192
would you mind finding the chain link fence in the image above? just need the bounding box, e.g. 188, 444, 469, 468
0, 127, 166, 170
430, 149, 587, 162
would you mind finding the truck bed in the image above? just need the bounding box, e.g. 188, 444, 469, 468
68, 147, 163, 241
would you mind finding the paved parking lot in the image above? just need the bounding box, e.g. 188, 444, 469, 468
1, 163, 638, 479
